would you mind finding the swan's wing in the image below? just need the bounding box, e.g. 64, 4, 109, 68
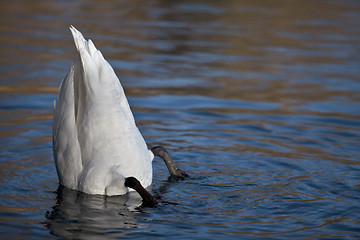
68, 26, 153, 190
53, 61, 83, 190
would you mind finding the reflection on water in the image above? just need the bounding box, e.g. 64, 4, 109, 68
45, 187, 141, 239
1, 0, 360, 239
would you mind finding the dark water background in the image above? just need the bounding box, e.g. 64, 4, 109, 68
1, 0, 360, 239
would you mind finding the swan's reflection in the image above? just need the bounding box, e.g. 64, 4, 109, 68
45, 186, 146, 239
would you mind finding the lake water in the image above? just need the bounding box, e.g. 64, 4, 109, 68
1, 0, 360, 239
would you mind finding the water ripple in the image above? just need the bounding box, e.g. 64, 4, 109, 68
1, 0, 360, 239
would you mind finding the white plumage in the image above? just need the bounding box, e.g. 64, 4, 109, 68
53, 26, 154, 196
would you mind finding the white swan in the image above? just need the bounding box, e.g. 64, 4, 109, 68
53, 26, 186, 206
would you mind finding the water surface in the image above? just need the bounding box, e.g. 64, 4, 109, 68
1, 0, 360, 239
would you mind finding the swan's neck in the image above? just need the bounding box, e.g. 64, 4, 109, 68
124, 177, 157, 207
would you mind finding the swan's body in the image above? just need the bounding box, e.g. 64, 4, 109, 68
53, 26, 154, 196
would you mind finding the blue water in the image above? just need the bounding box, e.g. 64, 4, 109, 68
1, 0, 360, 239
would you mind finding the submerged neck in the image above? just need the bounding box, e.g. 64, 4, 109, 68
151, 146, 188, 179
125, 177, 157, 207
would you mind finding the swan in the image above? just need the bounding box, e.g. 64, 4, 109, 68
52, 26, 187, 207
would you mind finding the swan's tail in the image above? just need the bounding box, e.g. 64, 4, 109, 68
69, 25, 100, 61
